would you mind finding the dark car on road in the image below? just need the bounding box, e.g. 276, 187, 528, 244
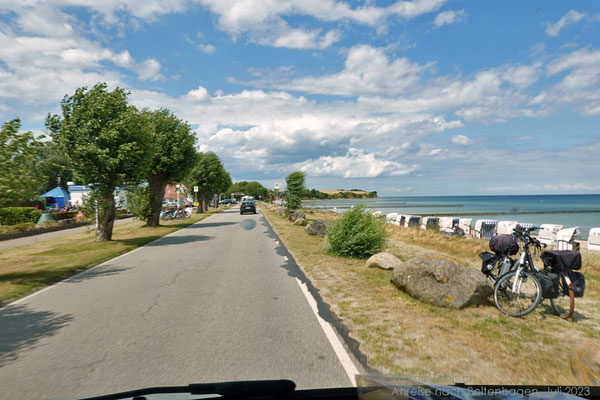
240, 201, 256, 214
220, 198, 234, 204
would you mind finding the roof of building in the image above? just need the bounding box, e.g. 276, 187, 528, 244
40, 186, 70, 199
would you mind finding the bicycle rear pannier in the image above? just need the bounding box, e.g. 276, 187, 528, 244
541, 250, 582, 272
489, 235, 519, 255
568, 271, 585, 298
479, 252, 496, 275
535, 270, 559, 299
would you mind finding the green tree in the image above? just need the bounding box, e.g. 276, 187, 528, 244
285, 171, 306, 211
31, 139, 74, 195
140, 109, 196, 226
0, 118, 44, 207
186, 152, 232, 212
126, 185, 152, 221
226, 181, 268, 199
48, 83, 152, 241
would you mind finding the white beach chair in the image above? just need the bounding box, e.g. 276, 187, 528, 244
588, 228, 600, 252
474, 220, 497, 239
406, 215, 421, 228
397, 215, 407, 227
459, 218, 472, 236
420, 217, 438, 230
386, 213, 398, 224
537, 224, 563, 247
556, 227, 579, 251
497, 221, 518, 235
438, 217, 455, 234
393, 214, 403, 226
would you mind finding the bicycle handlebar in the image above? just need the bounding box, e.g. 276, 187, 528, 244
511, 227, 544, 249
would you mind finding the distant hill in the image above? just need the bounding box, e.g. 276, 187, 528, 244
304, 189, 377, 199
318, 189, 370, 196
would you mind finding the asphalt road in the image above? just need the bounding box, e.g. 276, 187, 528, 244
0, 207, 355, 400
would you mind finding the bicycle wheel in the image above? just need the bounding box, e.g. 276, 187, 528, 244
493, 270, 542, 317
550, 275, 575, 319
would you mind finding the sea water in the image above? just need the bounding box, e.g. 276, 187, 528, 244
303, 194, 600, 239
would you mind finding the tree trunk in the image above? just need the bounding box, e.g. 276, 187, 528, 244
201, 192, 209, 212
96, 190, 116, 242
146, 175, 166, 227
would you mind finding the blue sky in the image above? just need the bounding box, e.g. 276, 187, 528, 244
1, 0, 599, 196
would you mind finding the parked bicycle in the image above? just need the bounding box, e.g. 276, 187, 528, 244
480, 226, 585, 318
491, 227, 544, 317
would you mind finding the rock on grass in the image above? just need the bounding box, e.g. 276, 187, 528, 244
391, 253, 492, 309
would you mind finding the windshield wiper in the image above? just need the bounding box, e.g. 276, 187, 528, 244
77, 379, 297, 400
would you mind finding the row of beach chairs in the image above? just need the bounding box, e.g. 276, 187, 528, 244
374, 211, 600, 252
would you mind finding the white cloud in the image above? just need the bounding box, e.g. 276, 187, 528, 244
451, 135, 471, 145
278, 45, 428, 96
433, 9, 466, 28
296, 148, 417, 178
545, 10, 586, 37
135, 58, 163, 81
198, 43, 216, 54
198, 0, 445, 48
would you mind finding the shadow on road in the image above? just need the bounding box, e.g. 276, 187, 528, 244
185, 222, 237, 229
147, 235, 214, 246
66, 264, 132, 283
0, 304, 73, 367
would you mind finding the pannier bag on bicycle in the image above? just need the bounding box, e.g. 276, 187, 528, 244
541, 250, 582, 272
479, 252, 496, 275
489, 235, 519, 256
568, 271, 586, 298
535, 270, 559, 299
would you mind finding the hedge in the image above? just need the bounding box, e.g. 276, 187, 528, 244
0, 207, 43, 225
49, 211, 78, 221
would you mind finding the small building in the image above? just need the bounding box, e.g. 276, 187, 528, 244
39, 186, 70, 208
68, 185, 91, 207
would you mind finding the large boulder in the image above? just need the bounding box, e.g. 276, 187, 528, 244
276, 207, 286, 216
366, 252, 401, 270
391, 254, 492, 309
288, 210, 305, 222
294, 217, 308, 226
305, 219, 328, 237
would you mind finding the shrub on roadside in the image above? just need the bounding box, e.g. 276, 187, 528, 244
0, 207, 42, 225
0, 222, 37, 234
326, 204, 387, 258
49, 211, 78, 221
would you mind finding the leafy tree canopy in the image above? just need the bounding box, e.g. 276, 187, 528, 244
0, 118, 44, 207
186, 152, 232, 207
48, 83, 152, 193
285, 170, 306, 211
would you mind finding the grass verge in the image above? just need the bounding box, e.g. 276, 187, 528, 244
261, 205, 599, 385
0, 208, 226, 306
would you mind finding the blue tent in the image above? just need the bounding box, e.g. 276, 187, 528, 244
39, 186, 70, 208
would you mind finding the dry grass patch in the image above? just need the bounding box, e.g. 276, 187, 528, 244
261, 206, 600, 385
0, 208, 225, 305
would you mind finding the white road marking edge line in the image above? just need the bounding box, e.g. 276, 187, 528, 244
295, 277, 359, 386
6, 217, 211, 307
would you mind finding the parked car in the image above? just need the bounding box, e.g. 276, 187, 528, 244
219, 198, 234, 204
240, 201, 256, 215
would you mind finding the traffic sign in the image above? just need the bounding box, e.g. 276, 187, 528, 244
193, 186, 199, 192
275, 183, 279, 189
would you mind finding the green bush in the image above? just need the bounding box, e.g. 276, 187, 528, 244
326, 204, 387, 258
0, 207, 42, 225
0, 222, 37, 234
49, 211, 78, 221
